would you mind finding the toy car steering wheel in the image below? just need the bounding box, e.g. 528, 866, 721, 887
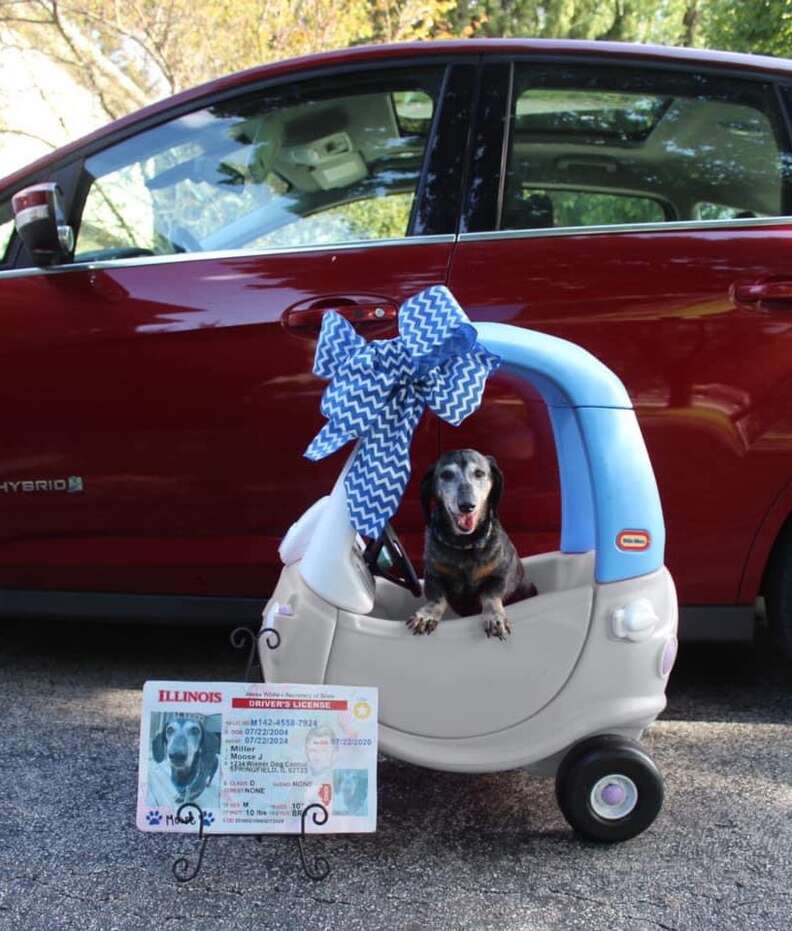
365, 523, 422, 597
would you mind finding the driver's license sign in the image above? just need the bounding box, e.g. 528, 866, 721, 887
136, 681, 378, 834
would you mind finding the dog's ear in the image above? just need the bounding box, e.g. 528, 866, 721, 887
486, 456, 504, 516
420, 465, 436, 523
199, 732, 221, 788
205, 731, 221, 759
152, 729, 166, 763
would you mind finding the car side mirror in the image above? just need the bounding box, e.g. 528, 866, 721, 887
12, 182, 74, 267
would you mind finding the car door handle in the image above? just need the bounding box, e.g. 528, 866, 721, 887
283, 298, 398, 330
733, 281, 792, 305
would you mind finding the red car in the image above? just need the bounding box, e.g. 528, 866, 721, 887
2, 39, 792, 655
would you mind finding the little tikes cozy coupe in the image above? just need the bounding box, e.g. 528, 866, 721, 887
259, 287, 678, 842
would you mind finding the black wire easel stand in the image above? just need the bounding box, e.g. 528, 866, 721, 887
169, 626, 331, 884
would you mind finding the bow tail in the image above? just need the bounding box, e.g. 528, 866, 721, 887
344, 396, 425, 539
312, 311, 366, 379
304, 421, 358, 462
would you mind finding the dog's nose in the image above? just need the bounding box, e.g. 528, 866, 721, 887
459, 502, 475, 513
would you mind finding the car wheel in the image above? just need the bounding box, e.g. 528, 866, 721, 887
555, 735, 664, 843
762, 523, 792, 661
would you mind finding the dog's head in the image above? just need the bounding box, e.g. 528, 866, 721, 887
421, 449, 503, 537
152, 715, 205, 774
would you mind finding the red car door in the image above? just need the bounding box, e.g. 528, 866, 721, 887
446, 55, 792, 624
0, 58, 475, 602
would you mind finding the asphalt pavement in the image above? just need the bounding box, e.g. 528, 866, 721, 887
0, 618, 790, 931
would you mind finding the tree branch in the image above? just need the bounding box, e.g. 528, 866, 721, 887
0, 127, 57, 148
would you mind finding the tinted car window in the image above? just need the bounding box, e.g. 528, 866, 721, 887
512, 188, 668, 228
257, 191, 415, 248
74, 71, 442, 262
502, 66, 790, 232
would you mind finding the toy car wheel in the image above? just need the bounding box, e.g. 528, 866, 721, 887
555, 735, 664, 843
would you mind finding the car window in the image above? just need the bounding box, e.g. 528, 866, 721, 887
693, 201, 760, 220
250, 192, 415, 248
501, 66, 790, 233
506, 187, 668, 229
74, 71, 442, 262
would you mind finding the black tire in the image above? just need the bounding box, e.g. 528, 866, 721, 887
555, 735, 664, 843
762, 522, 792, 661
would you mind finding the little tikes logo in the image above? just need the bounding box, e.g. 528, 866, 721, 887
158, 689, 223, 703
616, 530, 651, 552
0, 475, 84, 494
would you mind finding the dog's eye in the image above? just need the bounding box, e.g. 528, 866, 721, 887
440, 469, 455, 481
165, 725, 175, 737
474, 469, 486, 479
188, 725, 201, 739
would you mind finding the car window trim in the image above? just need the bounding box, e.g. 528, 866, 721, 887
458, 215, 792, 244
495, 61, 515, 231
0, 233, 457, 280
484, 51, 792, 85
3, 211, 792, 281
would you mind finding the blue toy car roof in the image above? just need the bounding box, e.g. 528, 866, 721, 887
474, 322, 665, 583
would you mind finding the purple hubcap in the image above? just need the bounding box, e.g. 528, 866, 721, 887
601, 782, 626, 806
590, 774, 639, 819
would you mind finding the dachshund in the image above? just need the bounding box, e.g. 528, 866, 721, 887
152, 713, 220, 804
408, 449, 537, 640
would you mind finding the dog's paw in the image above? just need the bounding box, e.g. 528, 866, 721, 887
146, 809, 162, 826
483, 608, 511, 641
407, 606, 440, 636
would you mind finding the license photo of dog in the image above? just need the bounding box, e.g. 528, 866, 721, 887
149, 712, 221, 807
408, 449, 537, 640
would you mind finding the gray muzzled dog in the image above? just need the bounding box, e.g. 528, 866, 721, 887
408, 449, 537, 640
152, 713, 220, 804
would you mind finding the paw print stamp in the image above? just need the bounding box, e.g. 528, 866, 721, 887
146, 810, 162, 826
201, 811, 215, 827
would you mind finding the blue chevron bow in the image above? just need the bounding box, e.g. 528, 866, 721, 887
305, 285, 500, 539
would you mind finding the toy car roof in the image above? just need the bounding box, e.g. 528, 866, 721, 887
475, 322, 664, 583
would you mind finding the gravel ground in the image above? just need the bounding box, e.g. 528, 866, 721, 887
1, 619, 790, 931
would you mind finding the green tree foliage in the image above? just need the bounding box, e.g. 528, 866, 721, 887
446, 0, 704, 45
445, 0, 792, 55
701, 0, 792, 57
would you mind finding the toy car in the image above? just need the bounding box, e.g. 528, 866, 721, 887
258, 318, 678, 842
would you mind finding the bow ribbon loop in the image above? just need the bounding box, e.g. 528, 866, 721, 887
305, 286, 500, 539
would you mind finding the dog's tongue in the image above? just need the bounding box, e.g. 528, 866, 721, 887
457, 512, 476, 532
